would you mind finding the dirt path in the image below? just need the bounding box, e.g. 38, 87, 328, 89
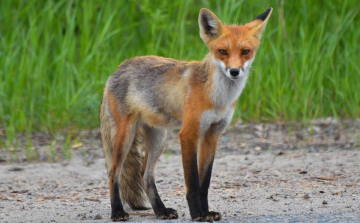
1, 148, 360, 222
1, 120, 359, 222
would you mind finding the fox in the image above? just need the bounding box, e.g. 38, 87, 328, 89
100, 7, 272, 222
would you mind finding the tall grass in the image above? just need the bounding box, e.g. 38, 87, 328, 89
0, 0, 359, 141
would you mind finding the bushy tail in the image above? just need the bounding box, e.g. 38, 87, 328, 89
100, 92, 149, 210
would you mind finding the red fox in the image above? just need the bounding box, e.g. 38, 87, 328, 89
100, 7, 272, 222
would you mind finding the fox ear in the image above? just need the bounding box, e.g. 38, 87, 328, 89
199, 8, 224, 43
246, 8, 273, 40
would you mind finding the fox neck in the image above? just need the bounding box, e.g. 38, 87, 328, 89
204, 54, 251, 108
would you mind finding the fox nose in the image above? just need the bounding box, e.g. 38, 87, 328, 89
230, 68, 240, 77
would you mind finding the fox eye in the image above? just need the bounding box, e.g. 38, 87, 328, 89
242, 50, 250, 55
219, 49, 227, 55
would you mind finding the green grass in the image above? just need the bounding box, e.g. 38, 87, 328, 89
0, 0, 359, 144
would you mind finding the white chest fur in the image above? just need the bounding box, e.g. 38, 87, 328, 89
199, 107, 234, 135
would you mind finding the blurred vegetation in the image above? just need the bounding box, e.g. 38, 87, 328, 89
0, 0, 359, 144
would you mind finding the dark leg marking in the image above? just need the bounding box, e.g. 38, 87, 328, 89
185, 154, 203, 221
111, 181, 129, 221
199, 158, 214, 213
147, 179, 178, 219
199, 158, 221, 221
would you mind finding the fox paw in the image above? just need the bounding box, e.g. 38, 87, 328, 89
156, 208, 178, 219
191, 212, 203, 221
111, 210, 129, 221
203, 211, 222, 221
191, 211, 222, 222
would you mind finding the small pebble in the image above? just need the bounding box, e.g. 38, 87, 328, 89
94, 213, 102, 220
221, 137, 230, 143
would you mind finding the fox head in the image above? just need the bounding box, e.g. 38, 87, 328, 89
199, 8, 272, 80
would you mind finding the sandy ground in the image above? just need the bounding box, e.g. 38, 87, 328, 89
0, 119, 359, 222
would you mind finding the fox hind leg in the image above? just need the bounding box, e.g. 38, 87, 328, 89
109, 116, 138, 221
142, 125, 178, 219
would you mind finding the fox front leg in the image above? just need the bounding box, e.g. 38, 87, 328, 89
179, 113, 204, 221
197, 120, 229, 221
